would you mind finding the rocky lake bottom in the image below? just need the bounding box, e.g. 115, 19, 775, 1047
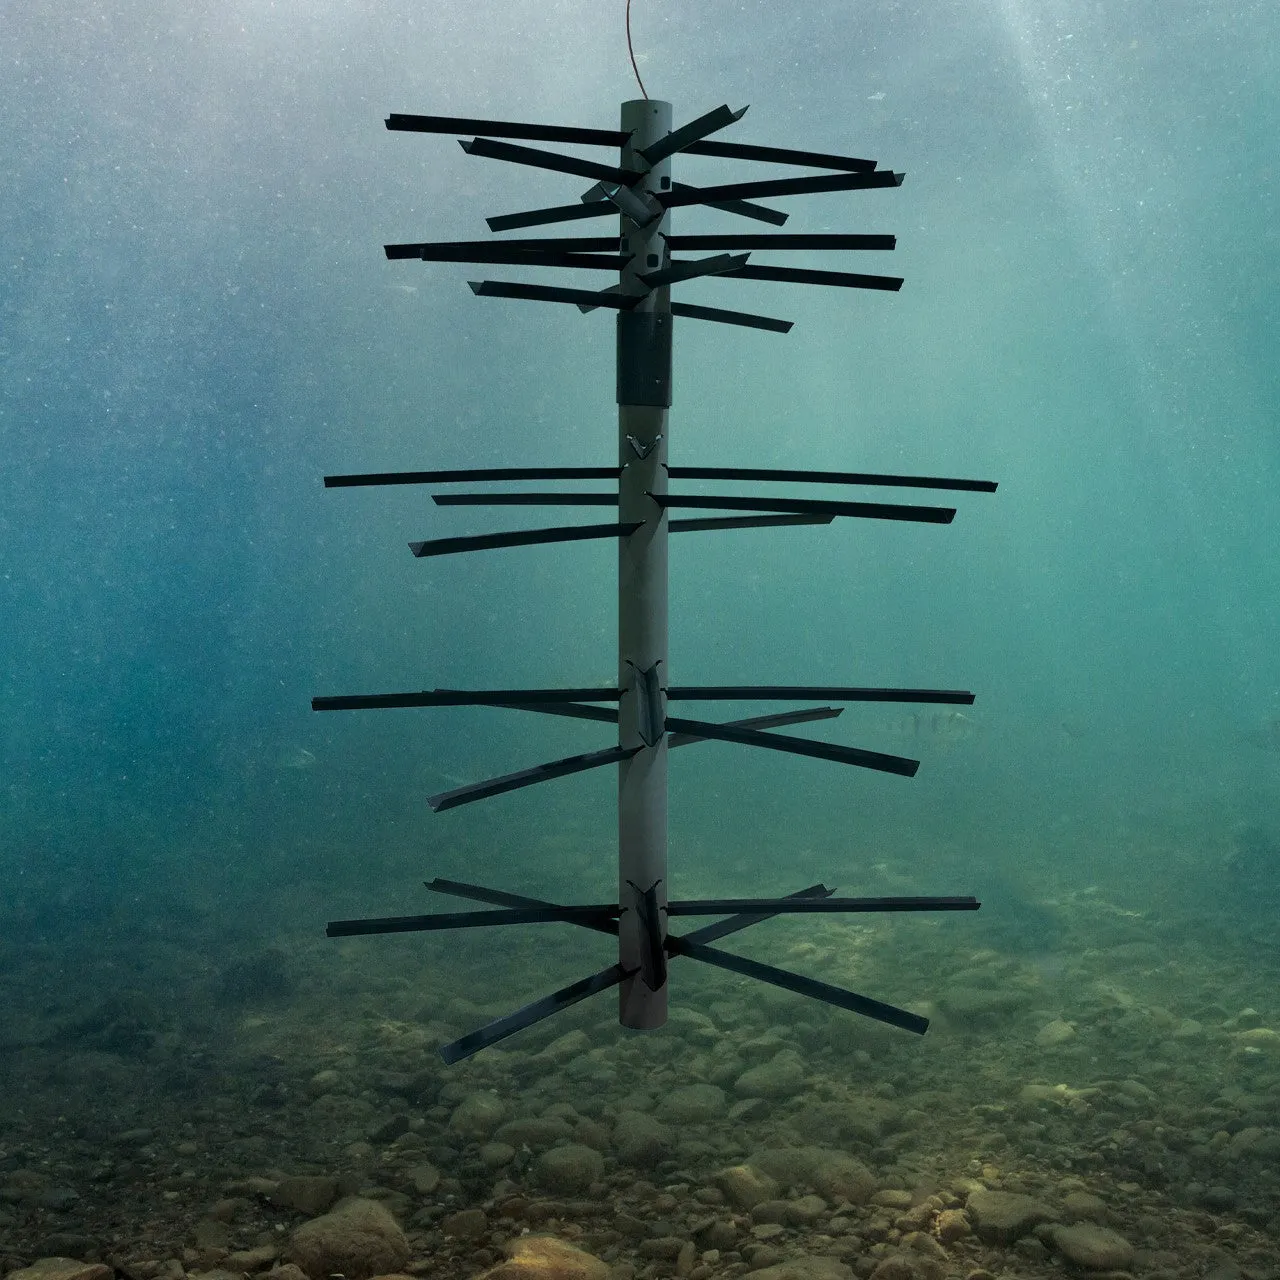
2, 862, 1279, 1280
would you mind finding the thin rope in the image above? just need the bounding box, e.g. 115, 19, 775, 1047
626, 0, 649, 99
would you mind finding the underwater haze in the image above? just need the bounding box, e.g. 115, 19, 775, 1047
3, 0, 1280, 1274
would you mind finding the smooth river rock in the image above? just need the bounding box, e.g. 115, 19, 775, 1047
475, 1235, 610, 1280
287, 1196, 409, 1280
533, 1144, 604, 1194
734, 1049, 807, 1099
663, 1082, 727, 1124
1047, 1223, 1135, 1270
965, 1188, 1056, 1244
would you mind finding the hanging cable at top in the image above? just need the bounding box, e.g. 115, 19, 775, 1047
626, 0, 649, 99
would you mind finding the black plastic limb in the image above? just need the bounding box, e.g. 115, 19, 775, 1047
638, 103, 749, 167
668, 466, 998, 493
428, 744, 639, 812
323, 465, 998, 492
431, 709, 862, 808
426, 878, 621, 937
666, 234, 894, 250
383, 113, 879, 174
386, 236, 625, 260
408, 521, 641, 557
438, 965, 634, 1065
315, 694, 840, 743
664, 715, 919, 777
374, 888, 980, 932
669, 513, 832, 532
666, 686, 975, 704
667, 936, 929, 1035
663, 170, 904, 206
651, 493, 956, 523
650, 493, 955, 524
670, 184, 788, 227
325, 466, 617, 487
488, 181, 789, 234
385, 113, 628, 148
669, 302, 793, 333
666, 896, 980, 916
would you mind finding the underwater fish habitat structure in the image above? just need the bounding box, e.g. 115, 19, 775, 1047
314, 100, 996, 1064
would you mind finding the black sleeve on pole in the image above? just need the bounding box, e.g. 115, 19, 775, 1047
487, 202, 618, 233
666, 896, 981, 915
667, 706, 842, 748
639, 252, 751, 288
312, 687, 620, 712
468, 280, 636, 309
431, 492, 617, 506
627, 879, 669, 992
426, 878, 621, 939
493, 701, 620, 726
327, 905, 619, 936
728, 263, 904, 292
666, 234, 895, 251
618, 311, 673, 407
670, 182, 788, 226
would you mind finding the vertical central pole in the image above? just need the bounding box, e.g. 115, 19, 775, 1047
617, 98, 673, 1030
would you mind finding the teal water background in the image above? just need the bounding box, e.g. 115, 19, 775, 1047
3, 0, 1278, 959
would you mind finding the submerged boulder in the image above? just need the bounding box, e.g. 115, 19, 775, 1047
965, 1188, 1055, 1244
750, 1146, 876, 1204
533, 1143, 604, 1193
474, 1236, 610, 1280
287, 1196, 409, 1280
5, 1262, 112, 1280
734, 1049, 806, 1099
1045, 1223, 1134, 1271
